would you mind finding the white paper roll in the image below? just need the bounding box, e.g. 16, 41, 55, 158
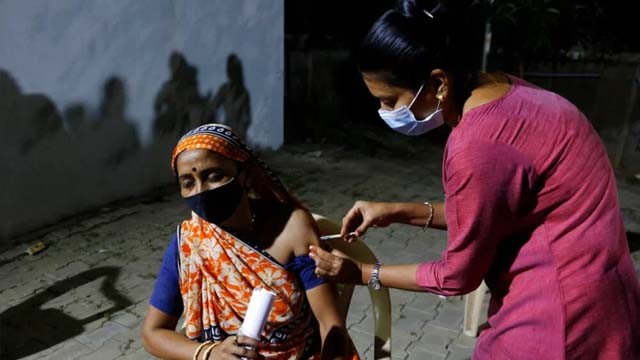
238, 288, 276, 340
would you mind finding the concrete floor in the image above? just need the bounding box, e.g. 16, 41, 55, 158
1, 143, 639, 359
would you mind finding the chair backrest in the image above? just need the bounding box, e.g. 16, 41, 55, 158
312, 214, 392, 360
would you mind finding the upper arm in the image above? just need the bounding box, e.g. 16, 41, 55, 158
143, 304, 180, 333
417, 141, 537, 294
285, 208, 321, 257
282, 208, 327, 290
149, 235, 184, 317
281, 210, 343, 325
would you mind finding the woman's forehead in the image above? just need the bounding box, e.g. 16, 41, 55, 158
176, 149, 234, 170
363, 72, 407, 96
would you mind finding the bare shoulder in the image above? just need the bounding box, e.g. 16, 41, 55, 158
279, 207, 320, 257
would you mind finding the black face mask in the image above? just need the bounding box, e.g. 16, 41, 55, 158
184, 177, 244, 224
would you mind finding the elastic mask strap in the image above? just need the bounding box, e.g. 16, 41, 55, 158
408, 83, 425, 109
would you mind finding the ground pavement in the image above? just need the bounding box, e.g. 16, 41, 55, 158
2, 143, 639, 360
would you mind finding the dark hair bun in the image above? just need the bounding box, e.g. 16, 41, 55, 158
397, 0, 479, 23
397, 0, 441, 21
358, 0, 484, 111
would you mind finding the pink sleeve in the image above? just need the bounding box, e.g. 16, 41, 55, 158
416, 141, 536, 295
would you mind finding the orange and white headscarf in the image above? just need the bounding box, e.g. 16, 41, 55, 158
172, 124, 318, 359
172, 123, 294, 205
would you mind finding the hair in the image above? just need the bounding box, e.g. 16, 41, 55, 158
358, 0, 484, 112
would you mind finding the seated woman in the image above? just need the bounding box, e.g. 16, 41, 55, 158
142, 124, 358, 360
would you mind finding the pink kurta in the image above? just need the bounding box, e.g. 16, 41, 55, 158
416, 76, 640, 359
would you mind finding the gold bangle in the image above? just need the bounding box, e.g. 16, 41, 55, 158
423, 201, 434, 230
193, 341, 212, 360
202, 342, 221, 360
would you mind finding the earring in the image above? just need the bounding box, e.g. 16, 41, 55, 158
436, 94, 443, 101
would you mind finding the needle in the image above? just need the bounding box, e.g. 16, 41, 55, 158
319, 232, 358, 241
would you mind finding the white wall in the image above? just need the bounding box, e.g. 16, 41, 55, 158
0, 0, 284, 242
0, 0, 283, 146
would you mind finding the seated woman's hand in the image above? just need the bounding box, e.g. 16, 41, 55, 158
206, 335, 259, 359
309, 245, 363, 284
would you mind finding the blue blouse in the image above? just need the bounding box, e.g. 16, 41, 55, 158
150, 233, 326, 317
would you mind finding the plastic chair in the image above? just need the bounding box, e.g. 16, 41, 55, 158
312, 214, 392, 360
463, 281, 489, 337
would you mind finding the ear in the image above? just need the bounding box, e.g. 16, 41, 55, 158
430, 68, 449, 101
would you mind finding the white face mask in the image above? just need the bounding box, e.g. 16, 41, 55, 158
378, 83, 445, 136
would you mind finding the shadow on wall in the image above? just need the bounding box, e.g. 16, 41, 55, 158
153, 51, 206, 139
152, 52, 252, 141
0, 70, 154, 242
61, 76, 142, 169
0, 69, 148, 242
0, 266, 133, 359
0, 52, 253, 243
203, 54, 252, 141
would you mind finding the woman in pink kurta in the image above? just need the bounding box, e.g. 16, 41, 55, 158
309, 1, 640, 358
420, 76, 640, 358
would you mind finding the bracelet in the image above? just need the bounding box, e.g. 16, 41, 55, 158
202, 342, 221, 360
423, 201, 434, 230
193, 341, 212, 360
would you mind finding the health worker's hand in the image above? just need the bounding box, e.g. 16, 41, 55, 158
309, 245, 364, 285
340, 201, 395, 242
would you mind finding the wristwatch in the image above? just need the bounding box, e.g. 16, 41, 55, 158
368, 263, 383, 290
